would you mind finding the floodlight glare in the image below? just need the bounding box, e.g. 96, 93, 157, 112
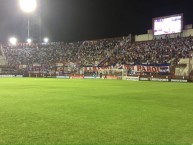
19, 0, 37, 13
27, 38, 32, 43
44, 38, 49, 43
9, 37, 17, 45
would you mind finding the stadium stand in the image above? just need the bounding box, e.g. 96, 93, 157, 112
1, 35, 193, 80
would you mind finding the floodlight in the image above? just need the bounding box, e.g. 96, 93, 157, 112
27, 38, 32, 43
44, 38, 49, 43
9, 37, 17, 45
19, 0, 37, 13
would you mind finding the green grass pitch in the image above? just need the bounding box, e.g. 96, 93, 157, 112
0, 78, 193, 145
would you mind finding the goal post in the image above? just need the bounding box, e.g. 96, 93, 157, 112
97, 69, 128, 80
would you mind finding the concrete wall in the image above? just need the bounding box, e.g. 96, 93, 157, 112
135, 34, 153, 42
182, 29, 193, 37
175, 58, 193, 77
135, 29, 193, 42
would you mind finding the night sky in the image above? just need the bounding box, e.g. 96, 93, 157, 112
0, 0, 193, 42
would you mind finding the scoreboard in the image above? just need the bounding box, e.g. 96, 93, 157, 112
153, 14, 183, 36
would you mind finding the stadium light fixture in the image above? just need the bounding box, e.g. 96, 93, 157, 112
27, 38, 32, 43
44, 38, 49, 43
19, 0, 37, 38
9, 37, 17, 45
19, 0, 37, 13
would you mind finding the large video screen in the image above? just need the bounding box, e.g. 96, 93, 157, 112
153, 14, 183, 35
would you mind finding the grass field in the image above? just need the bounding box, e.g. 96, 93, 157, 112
0, 78, 193, 145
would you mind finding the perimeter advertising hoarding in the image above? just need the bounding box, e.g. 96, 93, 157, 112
153, 14, 183, 36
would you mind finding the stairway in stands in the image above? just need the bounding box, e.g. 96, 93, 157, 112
0, 46, 8, 66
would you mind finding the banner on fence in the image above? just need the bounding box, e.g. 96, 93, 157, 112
84, 64, 170, 73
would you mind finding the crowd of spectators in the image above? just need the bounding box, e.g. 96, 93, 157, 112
2, 37, 129, 67
102, 36, 193, 66
1, 35, 193, 72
